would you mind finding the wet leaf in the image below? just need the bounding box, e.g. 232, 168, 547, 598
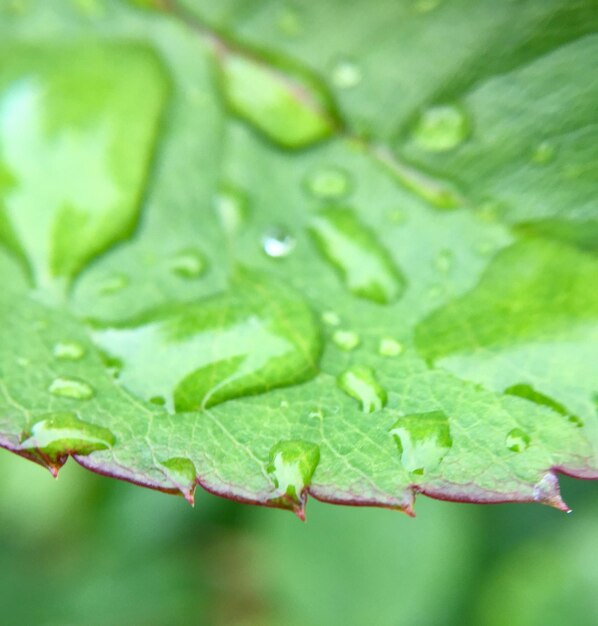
0, 0, 596, 517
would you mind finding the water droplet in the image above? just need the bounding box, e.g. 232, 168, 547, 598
378, 337, 403, 357
337, 365, 387, 413
309, 208, 406, 304
219, 49, 338, 149
0, 45, 168, 284
321, 310, 341, 326
16, 357, 29, 367
149, 395, 166, 406
389, 410, 452, 475
91, 274, 321, 411
331, 57, 362, 89
434, 249, 453, 273
20, 411, 115, 470
214, 184, 247, 235
531, 141, 556, 164
169, 249, 206, 279
98, 273, 129, 295
505, 427, 530, 453
504, 383, 583, 428
280, 399, 289, 409
48, 377, 94, 400
410, 104, 468, 152
305, 166, 351, 199
159, 457, 197, 504
261, 227, 296, 258
267, 439, 320, 516
332, 329, 360, 351
308, 408, 324, 420
53, 341, 85, 361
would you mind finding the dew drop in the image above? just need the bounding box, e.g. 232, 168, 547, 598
267, 439, 320, 514
321, 310, 341, 326
90, 275, 321, 411
504, 383, 583, 428
389, 410, 452, 475
169, 249, 206, 279
159, 457, 197, 504
531, 141, 556, 164
378, 337, 403, 357
98, 273, 129, 295
48, 377, 94, 400
338, 365, 387, 413
332, 329, 360, 351
20, 411, 115, 466
410, 104, 468, 152
331, 57, 362, 89
305, 166, 351, 199
505, 427, 530, 453
214, 184, 247, 235
149, 395, 166, 406
53, 341, 85, 361
309, 207, 406, 304
261, 227, 296, 258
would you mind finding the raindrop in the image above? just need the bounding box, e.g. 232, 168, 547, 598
214, 184, 246, 235
321, 310, 341, 326
48, 377, 94, 400
305, 166, 351, 199
332, 329, 360, 351
337, 365, 387, 413
262, 227, 296, 258
169, 249, 206, 279
505, 427, 530, 453
410, 104, 469, 152
331, 57, 362, 89
98, 273, 129, 295
159, 457, 197, 504
53, 341, 85, 361
378, 337, 403, 357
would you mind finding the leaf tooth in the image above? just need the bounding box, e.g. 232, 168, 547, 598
533, 472, 571, 513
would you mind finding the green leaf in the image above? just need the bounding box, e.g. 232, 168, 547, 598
0, 0, 596, 517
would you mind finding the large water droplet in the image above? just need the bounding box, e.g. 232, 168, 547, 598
337, 365, 387, 413
0, 44, 169, 285
389, 410, 452, 475
410, 104, 468, 152
331, 57, 362, 89
267, 439, 320, 517
169, 249, 206, 279
309, 208, 406, 304
90, 275, 321, 411
378, 337, 403, 357
219, 49, 338, 149
332, 329, 360, 351
48, 376, 94, 400
305, 166, 351, 199
20, 411, 115, 472
505, 427, 530, 453
261, 227, 296, 258
505, 383, 583, 428
53, 341, 85, 361
159, 457, 197, 505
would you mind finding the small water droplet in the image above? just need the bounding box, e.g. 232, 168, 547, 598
310, 208, 406, 304
98, 273, 129, 295
331, 57, 362, 89
280, 399, 289, 409
337, 365, 387, 413
434, 249, 453, 273
53, 341, 85, 361
20, 411, 115, 469
505, 427, 530, 452
531, 141, 556, 164
389, 410, 452, 475
305, 166, 351, 199
410, 104, 468, 152
308, 408, 323, 420
332, 329, 360, 351
48, 377, 94, 400
504, 383, 583, 428
378, 337, 403, 357
321, 310, 341, 326
261, 227, 296, 258
159, 457, 197, 504
267, 439, 320, 516
169, 249, 206, 279
149, 396, 166, 406
215, 184, 247, 235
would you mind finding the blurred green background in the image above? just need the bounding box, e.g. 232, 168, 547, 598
0, 452, 596, 626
